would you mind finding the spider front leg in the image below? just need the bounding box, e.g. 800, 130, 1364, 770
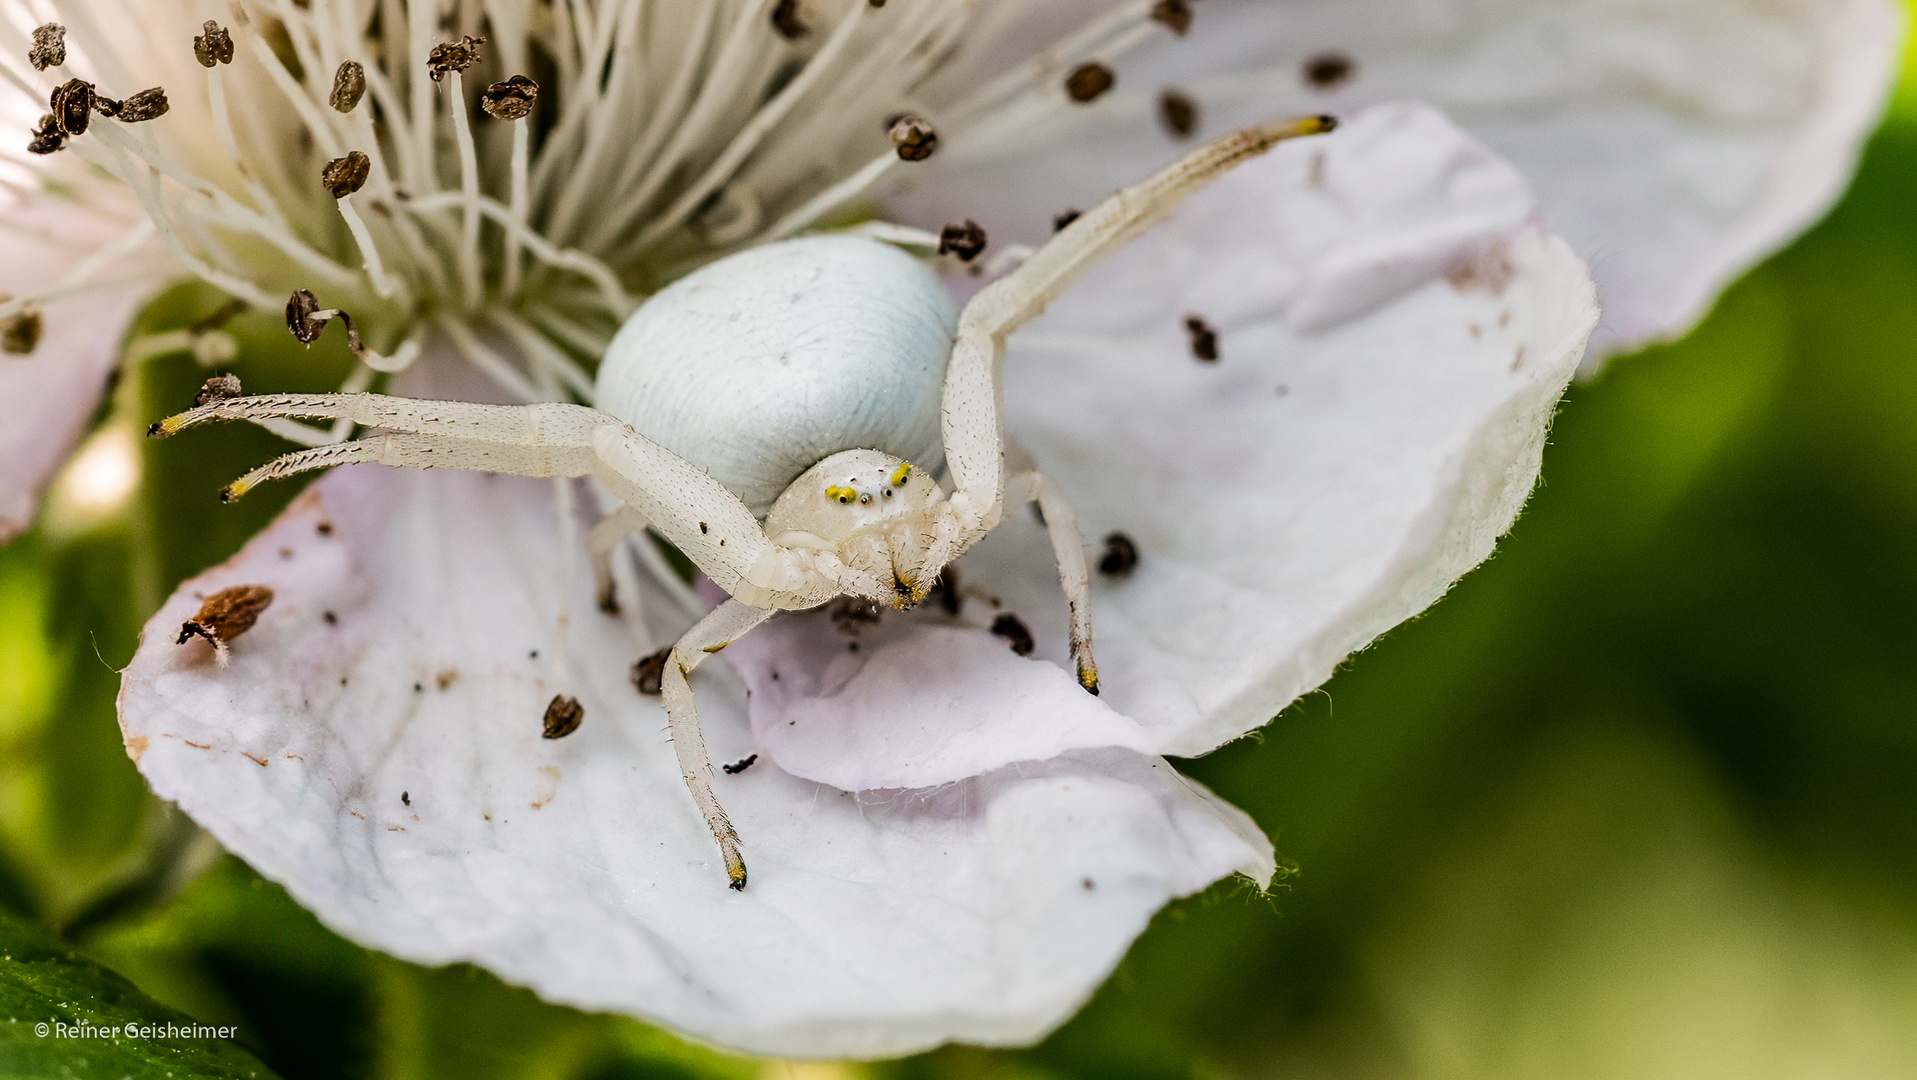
1005, 469, 1098, 694
658, 599, 775, 890
587, 505, 652, 613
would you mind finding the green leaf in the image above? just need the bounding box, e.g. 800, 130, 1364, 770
0, 910, 280, 1079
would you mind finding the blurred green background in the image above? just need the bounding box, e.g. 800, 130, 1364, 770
6, 46, 1917, 1080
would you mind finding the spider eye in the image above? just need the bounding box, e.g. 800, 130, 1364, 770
859, 493, 872, 505
825, 484, 856, 504
890, 462, 912, 486
882, 488, 893, 498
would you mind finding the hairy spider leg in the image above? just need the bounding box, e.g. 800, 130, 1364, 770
659, 599, 775, 890
1004, 469, 1098, 694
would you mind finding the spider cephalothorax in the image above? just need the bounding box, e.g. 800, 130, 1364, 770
153, 116, 1336, 889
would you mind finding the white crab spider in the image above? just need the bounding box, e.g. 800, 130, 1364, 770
153, 116, 1336, 889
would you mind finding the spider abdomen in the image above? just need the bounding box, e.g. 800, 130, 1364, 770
594, 235, 958, 518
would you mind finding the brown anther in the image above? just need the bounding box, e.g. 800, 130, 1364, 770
426, 35, 485, 82
115, 88, 170, 123
285, 289, 327, 343
1052, 208, 1081, 232
176, 585, 274, 648
1064, 62, 1115, 104
479, 74, 538, 120
50, 79, 94, 136
194, 20, 234, 68
29, 23, 65, 71
771, 0, 808, 37
631, 646, 671, 696
1149, 0, 1192, 35
828, 596, 883, 635
330, 61, 367, 112
1098, 531, 1139, 577
1185, 315, 1218, 361
991, 613, 1035, 657
193, 373, 243, 407
722, 754, 758, 775
1304, 52, 1355, 90
1158, 88, 1198, 139
27, 114, 65, 155
541, 694, 584, 739
1, 309, 41, 355
888, 114, 937, 161
938, 219, 988, 262
321, 151, 371, 198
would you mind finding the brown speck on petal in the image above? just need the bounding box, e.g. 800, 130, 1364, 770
322, 151, 371, 198
480, 74, 538, 120
1, 309, 41, 355
50, 79, 94, 136
888, 114, 937, 161
330, 61, 367, 113
27, 114, 66, 155
1185, 315, 1219, 361
29, 23, 65, 71
938, 219, 987, 262
193, 373, 242, 407
401, 790, 410, 806
991, 613, 1035, 657
426, 35, 485, 82
1098, 532, 1139, 577
1065, 62, 1115, 104
771, 0, 808, 38
631, 646, 670, 695
1304, 51, 1355, 91
115, 88, 169, 123
542, 694, 584, 739
177, 585, 274, 656
1150, 0, 1191, 35
1158, 88, 1198, 139
722, 754, 757, 775
828, 596, 883, 635
194, 21, 234, 68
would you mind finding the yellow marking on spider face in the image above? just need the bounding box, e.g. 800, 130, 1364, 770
825, 485, 856, 504
890, 462, 912, 486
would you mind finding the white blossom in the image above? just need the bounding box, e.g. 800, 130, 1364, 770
0, 0, 1889, 1060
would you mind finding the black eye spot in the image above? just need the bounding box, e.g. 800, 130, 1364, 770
882, 488, 893, 498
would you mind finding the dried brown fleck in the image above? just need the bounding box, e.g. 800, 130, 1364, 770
194, 373, 243, 407
1303, 52, 1355, 90
938, 219, 987, 262
1184, 315, 1219, 361
322, 150, 371, 198
435, 669, 458, 690
50, 79, 94, 136
888, 114, 937, 161
177, 585, 274, 648
115, 88, 169, 123
426, 35, 485, 81
1098, 531, 1139, 577
401, 791, 411, 806
480, 74, 538, 120
631, 646, 671, 695
542, 694, 584, 739
1052, 208, 1081, 233
286, 289, 327, 343
194, 21, 234, 67
1150, 0, 1192, 35
722, 754, 757, 775
771, 0, 807, 38
29, 23, 65, 71
828, 596, 883, 635
1445, 239, 1516, 296
1065, 62, 1115, 104
2, 309, 41, 355
27, 114, 66, 155
330, 61, 367, 113
1158, 88, 1198, 139
991, 613, 1035, 657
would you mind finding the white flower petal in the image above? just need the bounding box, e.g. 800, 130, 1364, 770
728, 608, 1156, 791
117, 463, 1271, 1058
902, 0, 1898, 356
936, 104, 1597, 756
